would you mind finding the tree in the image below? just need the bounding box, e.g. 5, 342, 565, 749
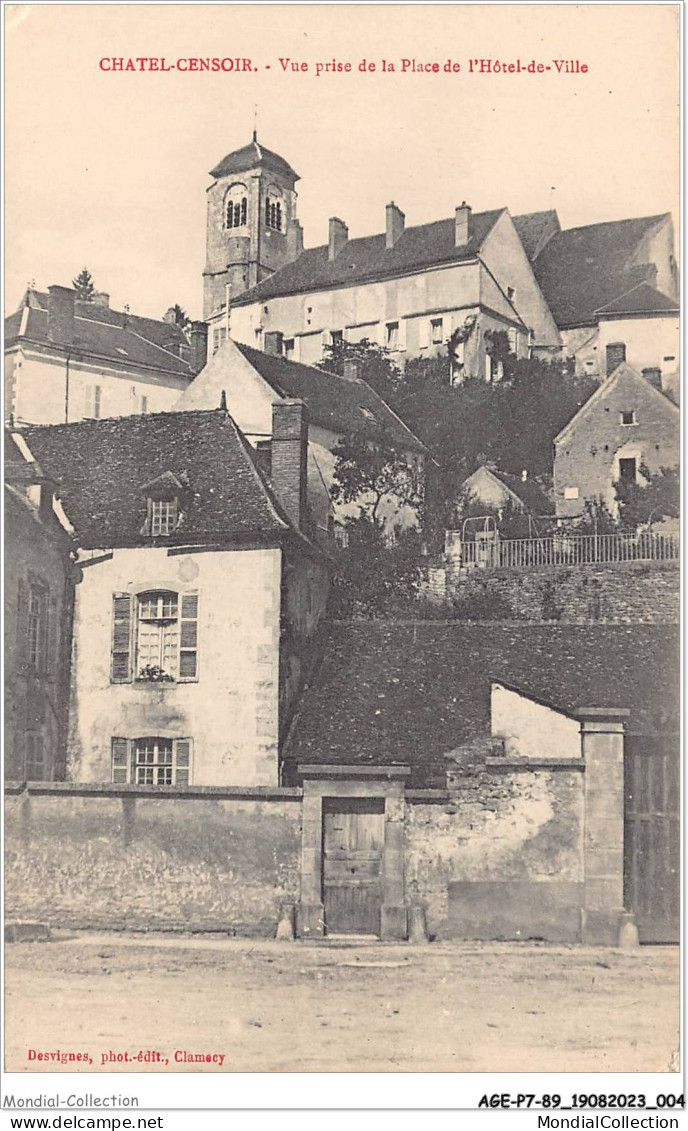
329, 517, 425, 618
318, 337, 402, 402
171, 304, 190, 329
72, 268, 96, 301
330, 429, 424, 526
614, 465, 679, 531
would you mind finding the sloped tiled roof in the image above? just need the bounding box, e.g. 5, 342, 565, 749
594, 282, 679, 317
285, 622, 678, 786
5, 292, 193, 378
512, 210, 560, 261
488, 468, 554, 515
231, 210, 505, 306
530, 213, 670, 328
234, 342, 426, 453
22, 410, 289, 548
210, 137, 299, 181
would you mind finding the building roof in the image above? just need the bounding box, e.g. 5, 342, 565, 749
234, 342, 427, 453
593, 282, 679, 317
5, 291, 193, 379
21, 410, 291, 549
512, 210, 561, 261
530, 213, 671, 329
231, 209, 505, 306
554, 360, 679, 447
484, 467, 554, 515
284, 621, 678, 786
209, 135, 299, 182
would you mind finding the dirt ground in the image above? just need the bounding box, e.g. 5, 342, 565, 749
4, 932, 679, 1073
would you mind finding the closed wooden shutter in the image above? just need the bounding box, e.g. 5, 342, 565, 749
174, 738, 192, 785
111, 737, 130, 783
37, 589, 50, 675
46, 594, 58, 679
179, 593, 198, 680
418, 319, 430, 349
111, 594, 133, 682
397, 318, 407, 351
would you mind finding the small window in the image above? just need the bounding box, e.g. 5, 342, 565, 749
385, 321, 399, 349
619, 458, 637, 483
283, 338, 295, 361
26, 583, 48, 671
25, 732, 46, 781
664, 356, 675, 362
331, 330, 344, 346
84, 384, 102, 419
151, 500, 178, 537
213, 327, 227, 354
431, 318, 443, 344
507, 286, 515, 302
507, 328, 517, 353
140, 395, 148, 415
564, 486, 579, 500
620, 410, 636, 426
111, 737, 192, 786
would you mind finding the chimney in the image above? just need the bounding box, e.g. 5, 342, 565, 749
264, 331, 284, 357
92, 292, 110, 309
328, 217, 348, 261
271, 399, 308, 531
47, 285, 76, 347
386, 202, 405, 249
606, 341, 626, 376
163, 307, 177, 325
342, 359, 360, 381
455, 202, 471, 247
287, 219, 304, 260
188, 320, 209, 373
642, 366, 662, 390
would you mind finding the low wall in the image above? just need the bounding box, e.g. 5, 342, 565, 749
406, 761, 585, 942
445, 560, 679, 624
4, 785, 301, 936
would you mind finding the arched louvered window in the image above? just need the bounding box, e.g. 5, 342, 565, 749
225, 184, 248, 230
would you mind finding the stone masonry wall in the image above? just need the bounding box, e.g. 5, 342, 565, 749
445, 561, 678, 624
406, 748, 585, 942
5, 787, 301, 936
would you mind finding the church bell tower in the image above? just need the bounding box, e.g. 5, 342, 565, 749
202, 133, 303, 319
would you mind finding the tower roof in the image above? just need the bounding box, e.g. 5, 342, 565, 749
209, 134, 299, 182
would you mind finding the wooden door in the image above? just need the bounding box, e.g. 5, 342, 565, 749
322, 798, 385, 936
624, 735, 680, 943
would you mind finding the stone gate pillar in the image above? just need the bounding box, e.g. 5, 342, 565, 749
577, 707, 629, 945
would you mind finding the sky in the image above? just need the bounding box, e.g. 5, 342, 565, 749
4, 3, 680, 322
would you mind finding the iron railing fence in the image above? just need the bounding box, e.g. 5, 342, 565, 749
447, 531, 679, 571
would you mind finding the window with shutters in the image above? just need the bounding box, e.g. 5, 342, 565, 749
110, 590, 199, 683
111, 736, 192, 785
431, 317, 444, 344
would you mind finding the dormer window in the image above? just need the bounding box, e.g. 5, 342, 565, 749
225, 183, 248, 229
151, 499, 178, 536
140, 471, 185, 537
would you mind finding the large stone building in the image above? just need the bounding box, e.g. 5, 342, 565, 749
19, 405, 329, 786
202, 136, 678, 386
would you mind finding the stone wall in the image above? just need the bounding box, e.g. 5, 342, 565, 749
406, 758, 585, 942
5, 786, 301, 936
444, 560, 679, 624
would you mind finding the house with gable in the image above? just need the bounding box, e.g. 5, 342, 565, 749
19, 403, 330, 787
523, 212, 679, 382
553, 362, 680, 520
458, 464, 554, 523
4, 285, 206, 427
174, 336, 427, 539
202, 136, 562, 376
